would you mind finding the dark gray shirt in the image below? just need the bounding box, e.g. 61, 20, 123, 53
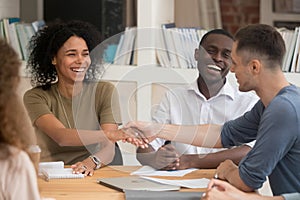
221, 85, 300, 196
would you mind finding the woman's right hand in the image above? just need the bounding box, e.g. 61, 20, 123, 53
105, 129, 149, 149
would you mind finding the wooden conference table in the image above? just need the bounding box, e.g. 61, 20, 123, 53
38, 166, 216, 200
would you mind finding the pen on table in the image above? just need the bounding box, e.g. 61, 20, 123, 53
212, 174, 220, 189
214, 174, 219, 179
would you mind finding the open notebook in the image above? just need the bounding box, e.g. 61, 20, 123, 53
39, 161, 84, 181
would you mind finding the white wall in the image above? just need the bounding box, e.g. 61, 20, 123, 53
0, 0, 20, 19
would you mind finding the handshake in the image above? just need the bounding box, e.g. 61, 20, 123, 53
116, 121, 167, 149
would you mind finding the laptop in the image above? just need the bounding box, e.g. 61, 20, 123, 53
97, 176, 180, 192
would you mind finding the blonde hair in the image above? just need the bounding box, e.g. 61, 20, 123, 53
0, 39, 35, 159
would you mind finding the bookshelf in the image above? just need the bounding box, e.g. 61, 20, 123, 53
7, 0, 300, 166
260, 0, 300, 28
15, 0, 300, 121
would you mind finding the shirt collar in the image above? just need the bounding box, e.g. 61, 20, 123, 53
188, 79, 236, 100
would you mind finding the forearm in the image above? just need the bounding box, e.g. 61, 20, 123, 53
224, 166, 253, 192
35, 114, 126, 146
93, 141, 116, 165
243, 193, 284, 200
204, 145, 251, 166
157, 124, 223, 148
181, 145, 251, 169
46, 128, 123, 146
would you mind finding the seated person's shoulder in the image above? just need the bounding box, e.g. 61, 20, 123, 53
94, 81, 116, 93
23, 85, 54, 101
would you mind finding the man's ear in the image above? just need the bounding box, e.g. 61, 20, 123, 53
250, 59, 261, 74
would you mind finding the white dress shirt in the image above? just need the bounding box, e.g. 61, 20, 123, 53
151, 79, 258, 155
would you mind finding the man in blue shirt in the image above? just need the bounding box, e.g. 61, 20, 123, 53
125, 24, 300, 196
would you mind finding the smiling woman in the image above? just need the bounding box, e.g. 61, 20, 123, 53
23, 20, 144, 177
52, 36, 91, 83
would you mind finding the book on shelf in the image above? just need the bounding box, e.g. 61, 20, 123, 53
109, 24, 207, 69
1, 17, 20, 43
155, 25, 171, 67
113, 27, 137, 65
292, 27, 300, 72
0, 18, 45, 61
103, 44, 118, 63
157, 23, 207, 69
278, 27, 300, 72
161, 23, 179, 68
0, 20, 4, 39
31, 20, 45, 32
2, 18, 23, 59
16, 23, 31, 61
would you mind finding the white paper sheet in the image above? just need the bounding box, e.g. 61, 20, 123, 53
141, 176, 210, 189
130, 166, 197, 177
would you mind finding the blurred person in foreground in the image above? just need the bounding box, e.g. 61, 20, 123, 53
202, 179, 300, 200
0, 38, 40, 199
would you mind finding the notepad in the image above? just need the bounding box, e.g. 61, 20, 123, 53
42, 168, 84, 181
39, 161, 84, 181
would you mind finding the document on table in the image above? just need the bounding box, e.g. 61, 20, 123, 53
130, 166, 197, 177
141, 176, 210, 189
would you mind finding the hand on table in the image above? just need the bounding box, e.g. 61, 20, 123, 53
202, 178, 263, 200
153, 142, 179, 170
202, 178, 247, 200
215, 159, 237, 180
71, 157, 96, 176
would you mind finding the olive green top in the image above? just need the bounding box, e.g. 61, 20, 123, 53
23, 81, 122, 165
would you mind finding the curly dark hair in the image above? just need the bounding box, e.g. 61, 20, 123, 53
0, 39, 35, 159
27, 19, 103, 90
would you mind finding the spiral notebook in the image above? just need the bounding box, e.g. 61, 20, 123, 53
39, 161, 84, 181
42, 168, 84, 181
